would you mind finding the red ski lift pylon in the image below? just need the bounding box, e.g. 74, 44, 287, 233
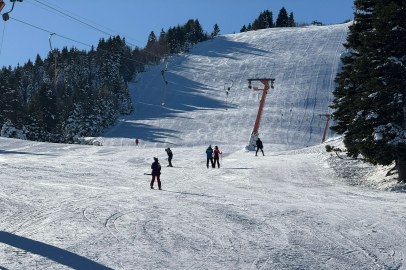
247, 78, 275, 148
49, 33, 58, 87
2, 0, 23, 22
319, 114, 331, 143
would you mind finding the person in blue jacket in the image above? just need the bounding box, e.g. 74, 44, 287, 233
206, 145, 215, 168
150, 157, 162, 189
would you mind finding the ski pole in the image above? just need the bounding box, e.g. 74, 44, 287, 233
221, 152, 223, 168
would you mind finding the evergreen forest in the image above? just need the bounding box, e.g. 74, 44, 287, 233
0, 19, 207, 143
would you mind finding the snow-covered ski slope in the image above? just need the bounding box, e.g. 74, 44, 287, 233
104, 23, 349, 151
1, 23, 406, 270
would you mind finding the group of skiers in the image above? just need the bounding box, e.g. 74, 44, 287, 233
147, 138, 264, 190
205, 145, 222, 168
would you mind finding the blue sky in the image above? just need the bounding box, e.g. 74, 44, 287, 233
0, 0, 354, 68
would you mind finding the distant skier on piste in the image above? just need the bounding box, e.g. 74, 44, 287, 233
206, 145, 215, 168
150, 157, 162, 190
165, 148, 173, 167
256, 138, 264, 156
213, 146, 222, 168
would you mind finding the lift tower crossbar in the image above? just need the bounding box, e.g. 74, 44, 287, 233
247, 78, 275, 148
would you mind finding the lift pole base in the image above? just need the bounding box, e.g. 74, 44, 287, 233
246, 131, 259, 151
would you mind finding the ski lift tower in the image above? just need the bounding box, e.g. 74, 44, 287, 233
247, 78, 275, 149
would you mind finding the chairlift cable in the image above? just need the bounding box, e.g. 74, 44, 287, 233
0, 21, 5, 60
32, 0, 115, 40
9, 16, 151, 66
30, 0, 162, 59
32, 0, 146, 47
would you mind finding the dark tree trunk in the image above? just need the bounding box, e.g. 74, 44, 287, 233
396, 159, 406, 183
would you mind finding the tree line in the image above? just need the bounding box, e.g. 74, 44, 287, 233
0, 19, 209, 143
240, 7, 295, 33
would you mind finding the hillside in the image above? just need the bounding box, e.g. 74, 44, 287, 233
103, 23, 349, 151
1, 23, 406, 270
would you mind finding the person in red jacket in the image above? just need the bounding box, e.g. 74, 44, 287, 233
213, 146, 222, 168
135, 138, 139, 146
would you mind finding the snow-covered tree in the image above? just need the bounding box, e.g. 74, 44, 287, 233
331, 0, 406, 181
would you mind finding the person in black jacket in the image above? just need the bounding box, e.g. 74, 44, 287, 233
256, 138, 264, 156
165, 148, 173, 167
150, 157, 162, 189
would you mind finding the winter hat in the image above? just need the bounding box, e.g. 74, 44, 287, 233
215, 146, 218, 149
154, 157, 158, 161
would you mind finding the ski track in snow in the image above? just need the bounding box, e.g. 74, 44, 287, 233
1, 23, 406, 269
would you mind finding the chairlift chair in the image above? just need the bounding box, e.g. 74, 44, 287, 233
2, 0, 23, 22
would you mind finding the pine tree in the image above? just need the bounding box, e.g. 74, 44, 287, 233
212, 23, 220, 37
147, 31, 157, 47
331, 0, 406, 181
288, 12, 295, 27
276, 7, 289, 27
265, 10, 274, 28
194, 19, 205, 43
240, 25, 247, 33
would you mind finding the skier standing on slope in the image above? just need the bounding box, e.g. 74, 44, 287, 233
213, 146, 222, 168
135, 138, 139, 146
150, 157, 162, 189
206, 145, 215, 168
165, 148, 173, 167
256, 138, 265, 156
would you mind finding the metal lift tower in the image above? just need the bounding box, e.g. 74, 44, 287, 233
247, 78, 275, 149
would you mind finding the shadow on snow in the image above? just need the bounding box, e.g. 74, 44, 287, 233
105, 72, 234, 143
0, 232, 113, 270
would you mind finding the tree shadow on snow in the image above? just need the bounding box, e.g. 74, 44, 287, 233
105, 121, 180, 144
0, 150, 56, 157
192, 36, 272, 59
105, 73, 236, 143
0, 232, 113, 270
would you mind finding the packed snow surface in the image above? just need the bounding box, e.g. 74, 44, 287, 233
1, 23, 406, 269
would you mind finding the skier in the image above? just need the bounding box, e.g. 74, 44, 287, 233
213, 146, 222, 168
135, 138, 139, 146
206, 145, 215, 168
256, 138, 264, 156
150, 157, 162, 190
165, 148, 173, 167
